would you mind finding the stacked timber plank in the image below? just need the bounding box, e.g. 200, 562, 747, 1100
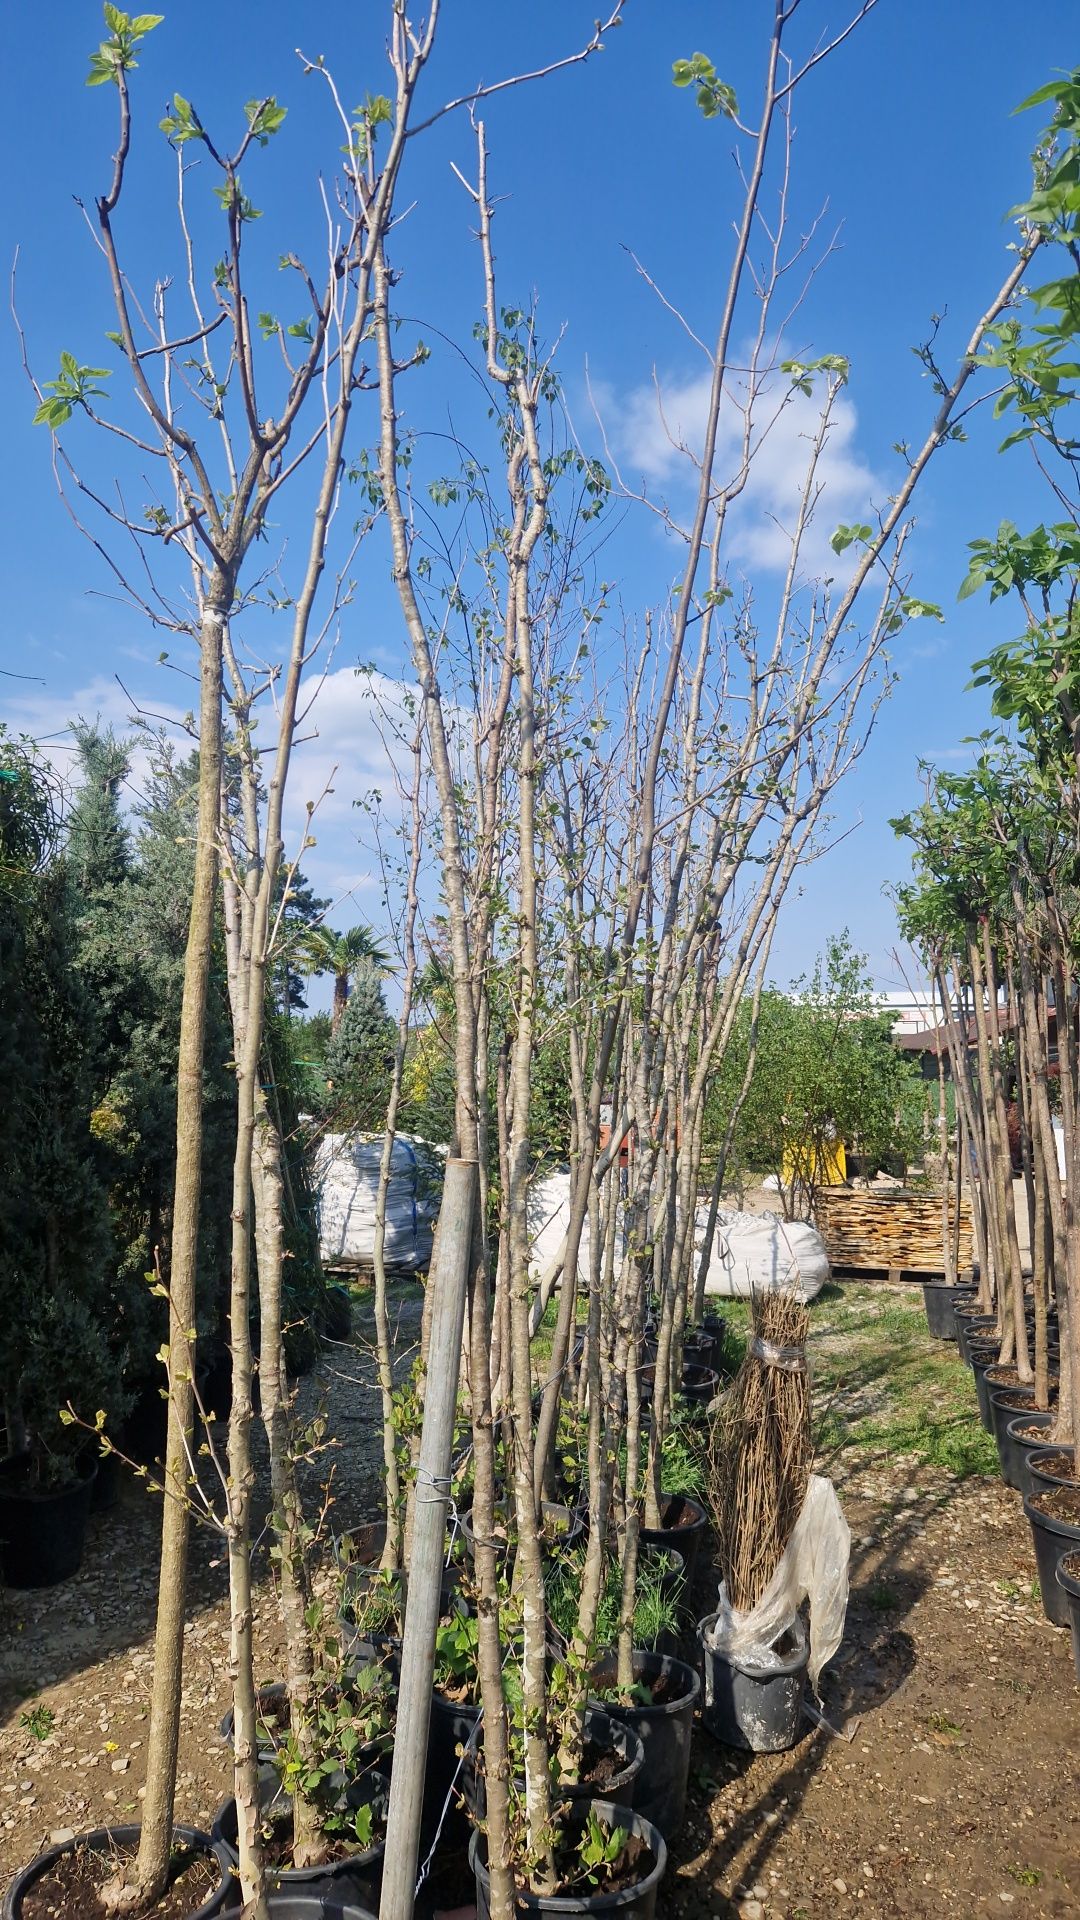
814, 1186, 973, 1279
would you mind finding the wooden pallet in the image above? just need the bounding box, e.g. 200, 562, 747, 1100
814, 1187, 973, 1279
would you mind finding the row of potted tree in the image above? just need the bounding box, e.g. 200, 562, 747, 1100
5, 9, 1076, 1919
899, 65, 1080, 1681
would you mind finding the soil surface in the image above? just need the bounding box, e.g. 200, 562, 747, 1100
1029, 1487, 1080, 1524
2, 1280, 1080, 1918
19, 1841, 220, 1920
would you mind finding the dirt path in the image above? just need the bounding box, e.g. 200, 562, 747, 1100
676, 1457, 1078, 1918
2, 1281, 1078, 1918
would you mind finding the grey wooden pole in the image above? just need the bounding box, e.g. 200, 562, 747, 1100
379, 1157, 476, 1920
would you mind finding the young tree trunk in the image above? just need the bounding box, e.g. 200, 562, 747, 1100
120, 601, 226, 1913
978, 923, 1031, 1380
250, 1091, 323, 1867
372, 723, 424, 1571
936, 1027, 956, 1287
225, 921, 271, 1914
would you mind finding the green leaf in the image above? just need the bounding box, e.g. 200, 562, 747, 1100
672, 51, 737, 120
86, 52, 119, 86
245, 96, 288, 144
1014, 78, 1072, 112
830, 522, 872, 555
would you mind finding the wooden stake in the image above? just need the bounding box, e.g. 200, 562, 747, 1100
379, 1157, 476, 1920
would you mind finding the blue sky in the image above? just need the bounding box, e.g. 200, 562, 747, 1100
1, 1, 1075, 1001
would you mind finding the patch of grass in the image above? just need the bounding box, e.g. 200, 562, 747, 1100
1008, 1865, 1043, 1888
926, 1711, 962, 1736
20, 1703, 55, 1740
530, 1291, 589, 1386
710, 1298, 750, 1375
810, 1283, 999, 1478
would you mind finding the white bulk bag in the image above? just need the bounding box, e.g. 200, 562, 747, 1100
314, 1132, 443, 1271
526, 1169, 593, 1284
696, 1205, 829, 1305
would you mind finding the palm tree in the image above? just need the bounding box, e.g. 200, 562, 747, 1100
302, 923, 391, 1032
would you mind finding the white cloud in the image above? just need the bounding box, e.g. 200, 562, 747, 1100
604, 356, 884, 586
3, 663, 419, 928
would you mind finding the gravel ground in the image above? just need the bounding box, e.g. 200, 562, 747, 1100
2, 1280, 1078, 1919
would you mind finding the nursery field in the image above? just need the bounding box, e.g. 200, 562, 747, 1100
1, 1282, 1078, 1920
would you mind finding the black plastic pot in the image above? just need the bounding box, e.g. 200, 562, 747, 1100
470, 1799, 667, 1919
2, 1824, 230, 1920
970, 1354, 1004, 1431
980, 1363, 1057, 1436
1055, 1551, 1080, 1683
338, 1566, 405, 1663
119, 1380, 170, 1466
462, 1709, 644, 1823
697, 1611, 808, 1753
681, 1332, 715, 1378
252, 1899, 376, 1920
640, 1496, 707, 1598
922, 1282, 961, 1341
985, 1363, 1058, 1400
460, 1500, 583, 1565
218, 1681, 290, 1757
1027, 1447, 1079, 1500
334, 1520, 387, 1569
426, 1688, 483, 1833
678, 1363, 719, 1407
1001, 1413, 1057, 1499
322, 1285, 354, 1344
699, 1313, 727, 1366
588, 1650, 700, 1840
956, 1315, 996, 1362
90, 1449, 123, 1513
987, 1385, 1040, 1454
638, 1363, 718, 1413
213, 1763, 388, 1907
343, 1568, 464, 1685
1022, 1490, 1080, 1627
0, 1456, 97, 1589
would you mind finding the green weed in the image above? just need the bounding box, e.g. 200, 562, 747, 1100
867, 1580, 899, 1612
20, 1703, 54, 1741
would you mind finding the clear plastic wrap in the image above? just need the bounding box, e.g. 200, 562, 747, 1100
704, 1474, 850, 1693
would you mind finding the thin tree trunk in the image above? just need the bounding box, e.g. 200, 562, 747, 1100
979, 924, 1030, 1380
251, 1089, 323, 1867
123, 601, 226, 1911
